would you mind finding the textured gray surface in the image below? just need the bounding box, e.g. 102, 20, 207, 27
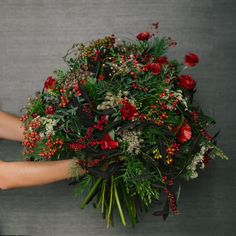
0, 0, 236, 235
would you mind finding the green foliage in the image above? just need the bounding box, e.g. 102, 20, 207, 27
122, 154, 160, 206
150, 37, 169, 57
26, 96, 44, 115
54, 69, 68, 84
73, 175, 93, 197
206, 141, 229, 160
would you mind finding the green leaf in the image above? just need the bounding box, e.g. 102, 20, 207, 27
108, 129, 115, 140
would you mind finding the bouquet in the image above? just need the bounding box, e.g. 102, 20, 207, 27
21, 23, 229, 227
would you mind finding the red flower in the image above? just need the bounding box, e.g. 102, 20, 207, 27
200, 129, 213, 141
45, 105, 56, 115
177, 75, 196, 90
120, 100, 138, 121
74, 83, 82, 96
44, 76, 56, 91
91, 50, 101, 62
189, 111, 199, 123
184, 53, 199, 67
136, 31, 151, 41
177, 123, 192, 143
98, 74, 104, 81
100, 134, 119, 150
203, 154, 211, 165
147, 63, 161, 75
154, 56, 168, 65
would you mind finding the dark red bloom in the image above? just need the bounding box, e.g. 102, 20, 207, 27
177, 75, 196, 90
200, 129, 213, 141
136, 31, 151, 41
31, 113, 38, 118
120, 100, 138, 121
74, 83, 82, 96
68, 142, 86, 151
44, 76, 56, 91
203, 154, 211, 165
147, 63, 161, 75
91, 50, 102, 62
189, 111, 199, 123
177, 123, 192, 143
154, 56, 168, 65
98, 74, 105, 81
45, 105, 56, 115
184, 53, 199, 67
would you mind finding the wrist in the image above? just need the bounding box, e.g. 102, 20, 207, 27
68, 158, 88, 179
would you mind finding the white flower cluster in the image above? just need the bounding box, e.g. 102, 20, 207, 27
120, 130, 143, 154
186, 143, 210, 179
97, 90, 130, 110
40, 117, 58, 136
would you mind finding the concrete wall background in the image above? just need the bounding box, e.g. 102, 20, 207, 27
0, 0, 235, 235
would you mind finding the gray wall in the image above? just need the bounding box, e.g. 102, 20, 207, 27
0, 0, 235, 235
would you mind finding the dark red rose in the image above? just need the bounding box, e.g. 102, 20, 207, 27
184, 53, 199, 67
31, 113, 38, 118
177, 123, 192, 143
177, 75, 196, 90
44, 76, 56, 90
45, 105, 56, 115
147, 63, 161, 75
120, 100, 138, 121
136, 31, 151, 41
154, 56, 168, 65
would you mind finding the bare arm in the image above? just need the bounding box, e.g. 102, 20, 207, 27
0, 111, 24, 141
0, 111, 86, 190
0, 159, 86, 190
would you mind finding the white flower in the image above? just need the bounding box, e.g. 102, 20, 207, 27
186, 143, 210, 179
97, 90, 133, 111
120, 130, 143, 154
40, 117, 58, 136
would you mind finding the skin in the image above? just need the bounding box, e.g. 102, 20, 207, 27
0, 111, 87, 190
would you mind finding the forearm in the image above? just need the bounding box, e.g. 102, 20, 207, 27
0, 159, 86, 190
0, 111, 24, 141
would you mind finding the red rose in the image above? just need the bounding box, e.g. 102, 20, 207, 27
136, 31, 151, 41
177, 75, 196, 90
45, 105, 56, 115
154, 56, 168, 65
44, 76, 56, 91
184, 53, 199, 67
147, 63, 161, 75
177, 123, 192, 143
120, 100, 138, 121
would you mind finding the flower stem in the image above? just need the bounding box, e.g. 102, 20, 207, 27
114, 181, 126, 226
107, 176, 114, 227
80, 177, 102, 209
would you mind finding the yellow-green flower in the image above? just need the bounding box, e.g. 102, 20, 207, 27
153, 148, 162, 159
